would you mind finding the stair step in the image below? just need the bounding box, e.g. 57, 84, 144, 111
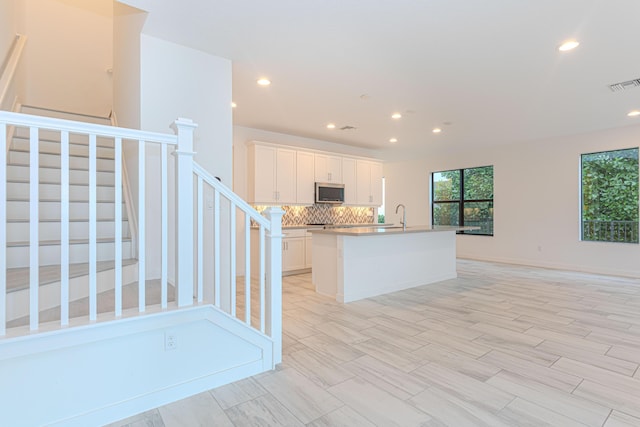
7, 200, 125, 221
10, 137, 116, 157
6, 259, 139, 293
6, 278, 174, 329
7, 181, 117, 200
7, 240, 134, 268
9, 147, 115, 160
8, 150, 115, 170
20, 105, 112, 125
7, 162, 115, 173
6, 220, 131, 242
8, 237, 132, 247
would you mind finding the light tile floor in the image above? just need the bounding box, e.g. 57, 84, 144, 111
108, 260, 640, 426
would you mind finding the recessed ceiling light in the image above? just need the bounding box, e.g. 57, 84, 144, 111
432, 128, 442, 134
257, 78, 271, 86
558, 40, 579, 52
326, 123, 336, 129
628, 110, 640, 117
391, 113, 402, 119
389, 138, 398, 143
231, 102, 237, 108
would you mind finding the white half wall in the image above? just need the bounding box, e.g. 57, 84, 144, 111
20, 0, 113, 116
384, 124, 640, 278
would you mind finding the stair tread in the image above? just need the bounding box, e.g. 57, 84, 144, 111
8, 237, 133, 247
6, 278, 174, 329
7, 218, 128, 223
7, 197, 123, 203
11, 135, 116, 148
7, 162, 114, 172
5, 258, 139, 292
8, 148, 115, 160
6, 179, 116, 187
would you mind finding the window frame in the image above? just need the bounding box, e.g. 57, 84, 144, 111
431, 165, 494, 236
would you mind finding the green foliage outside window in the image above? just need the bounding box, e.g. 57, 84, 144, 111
433, 166, 493, 235
581, 148, 639, 243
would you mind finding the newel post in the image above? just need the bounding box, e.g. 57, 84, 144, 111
264, 207, 284, 365
172, 118, 198, 307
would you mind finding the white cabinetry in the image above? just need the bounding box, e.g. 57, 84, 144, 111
342, 158, 357, 205
296, 151, 315, 205
314, 154, 342, 183
356, 160, 383, 206
283, 229, 306, 272
247, 144, 296, 204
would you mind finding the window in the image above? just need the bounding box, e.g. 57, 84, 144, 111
581, 148, 639, 243
432, 166, 494, 235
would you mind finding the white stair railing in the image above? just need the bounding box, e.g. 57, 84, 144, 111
192, 163, 284, 364
1, 110, 283, 365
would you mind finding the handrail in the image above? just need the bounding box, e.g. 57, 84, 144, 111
0, 34, 27, 110
0, 111, 177, 145
193, 162, 271, 229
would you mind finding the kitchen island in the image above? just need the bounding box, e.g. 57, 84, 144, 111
310, 225, 474, 303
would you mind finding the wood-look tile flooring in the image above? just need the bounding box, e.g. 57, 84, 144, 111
108, 260, 640, 427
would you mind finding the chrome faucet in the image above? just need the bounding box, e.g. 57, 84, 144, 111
395, 204, 406, 230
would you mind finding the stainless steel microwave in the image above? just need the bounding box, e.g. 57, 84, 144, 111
315, 182, 345, 204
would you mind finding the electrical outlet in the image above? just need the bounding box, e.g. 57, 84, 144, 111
165, 332, 177, 351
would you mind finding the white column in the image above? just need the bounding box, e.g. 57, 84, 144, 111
264, 207, 284, 365
172, 118, 198, 307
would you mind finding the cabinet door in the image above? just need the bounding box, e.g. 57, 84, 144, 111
356, 160, 372, 205
282, 237, 306, 271
296, 151, 315, 205
342, 158, 357, 205
250, 145, 277, 204
370, 161, 383, 206
276, 148, 297, 204
328, 156, 343, 183
314, 154, 329, 183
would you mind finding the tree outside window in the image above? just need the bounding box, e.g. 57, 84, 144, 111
581, 148, 639, 243
432, 166, 493, 235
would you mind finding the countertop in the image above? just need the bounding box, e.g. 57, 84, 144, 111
308, 225, 477, 236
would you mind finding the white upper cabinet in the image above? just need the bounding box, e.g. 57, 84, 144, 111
342, 157, 357, 205
247, 144, 296, 204
314, 154, 342, 183
296, 151, 315, 205
356, 159, 383, 206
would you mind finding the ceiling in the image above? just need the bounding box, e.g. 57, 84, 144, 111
122, 0, 640, 159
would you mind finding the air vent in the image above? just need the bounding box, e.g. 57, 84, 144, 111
339, 125, 357, 131
608, 78, 640, 92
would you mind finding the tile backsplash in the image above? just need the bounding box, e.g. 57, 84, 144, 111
254, 205, 375, 226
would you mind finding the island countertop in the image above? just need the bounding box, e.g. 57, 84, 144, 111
308, 225, 476, 236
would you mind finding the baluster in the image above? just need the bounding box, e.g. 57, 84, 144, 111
29, 126, 39, 330
230, 202, 237, 316
197, 176, 203, 303
60, 131, 70, 325
138, 140, 146, 312
0, 122, 6, 335
214, 189, 221, 307
89, 134, 97, 321
259, 225, 265, 331
114, 137, 122, 316
244, 216, 251, 323
161, 143, 168, 308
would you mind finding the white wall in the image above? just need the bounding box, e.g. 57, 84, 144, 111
20, 0, 113, 116
0, 0, 23, 111
384, 124, 640, 278
139, 34, 233, 291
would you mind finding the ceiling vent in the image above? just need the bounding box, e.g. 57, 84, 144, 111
608, 78, 640, 92
339, 125, 357, 131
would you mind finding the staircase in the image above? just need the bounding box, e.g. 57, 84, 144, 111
4, 106, 138, 324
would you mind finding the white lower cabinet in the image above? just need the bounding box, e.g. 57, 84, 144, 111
305, 233, 313, 268
283, 234, 306, 272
